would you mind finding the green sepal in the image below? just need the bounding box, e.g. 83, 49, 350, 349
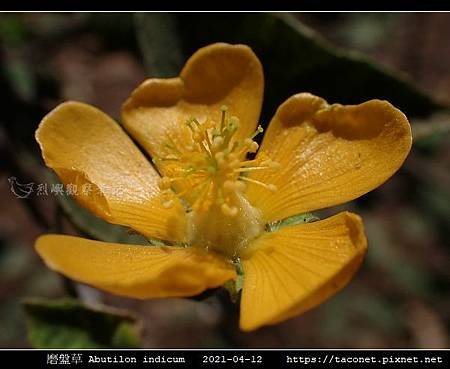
223, 259, 244, 303
265, 212, 319, 232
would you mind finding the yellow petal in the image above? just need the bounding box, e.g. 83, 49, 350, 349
121, 43, 264, 172
36, 101, 185, 242
246, 93, 412, 223
36, 235, 236, 299
240, 212, 367, 331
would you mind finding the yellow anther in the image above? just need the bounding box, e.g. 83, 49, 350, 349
267, 184, 278, 192
221, 203, 238, 217
249, 141, 259, 153
223, 180, 235, 191
229, 116, 240, 126
162, 199, 174, 209
230, 160, 240, 169
223, 180, 244, 192
213, 136, 224, 147
215, 152, 225, 161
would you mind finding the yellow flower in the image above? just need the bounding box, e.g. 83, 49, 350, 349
34, 43, 412, 331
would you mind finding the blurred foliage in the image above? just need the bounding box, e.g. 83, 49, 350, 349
413, 113, 450, 154
24, 298, 141, 348
136, 13, 443, 125
364, 215, 435, 298
135, 13, 183, 77
0, 12, 449, 348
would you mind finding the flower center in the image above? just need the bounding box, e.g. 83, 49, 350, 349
155, 106, 279, 258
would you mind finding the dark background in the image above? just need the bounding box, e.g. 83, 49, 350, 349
0, 13, 449, 348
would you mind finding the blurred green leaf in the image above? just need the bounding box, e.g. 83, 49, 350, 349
135, 13, 444, 124
0, 15, 28, 46
412, 113, 450, 152
87, 13, 136, 51
364, 216, 435, 297
338, 14, 397, 51
3, 58, 36, 102
24, 298, 141, 348
320, 286, 403, 340
419, 185, 450, 231
135, 13, 183, 77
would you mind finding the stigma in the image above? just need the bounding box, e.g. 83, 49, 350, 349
155, 106, 279, 217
